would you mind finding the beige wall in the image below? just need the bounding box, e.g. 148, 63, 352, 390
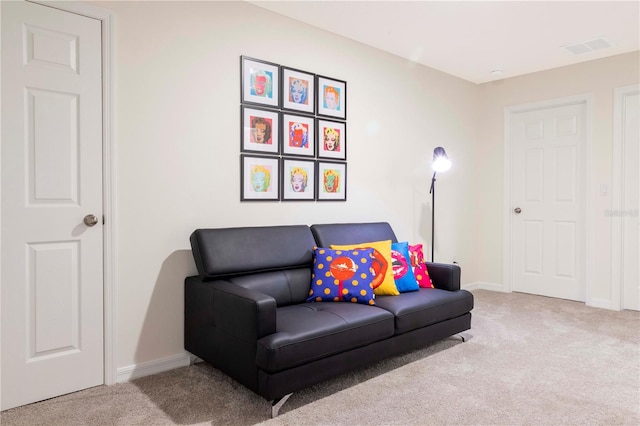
476, 52, 640, 306
97, 1, 480, 372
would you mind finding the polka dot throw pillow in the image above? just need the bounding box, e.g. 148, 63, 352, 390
307, 247, 376, 305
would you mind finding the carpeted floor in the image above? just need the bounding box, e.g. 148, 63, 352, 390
1, 289, 639, 425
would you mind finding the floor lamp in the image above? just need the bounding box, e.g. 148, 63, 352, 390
428, 147, 451, 262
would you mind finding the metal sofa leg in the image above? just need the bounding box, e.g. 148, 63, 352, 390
457, 332, 471, 342
271, 393, 293, 418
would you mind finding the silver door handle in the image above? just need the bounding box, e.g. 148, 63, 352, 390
514, 207, 522, 214
84, 214, 99, 227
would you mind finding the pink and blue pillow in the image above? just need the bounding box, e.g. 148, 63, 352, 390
391, 242, 420, 292
409, 243, 434, 288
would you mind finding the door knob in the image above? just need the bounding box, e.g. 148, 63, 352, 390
84, 214, 99, 227
514, 207, 522, 214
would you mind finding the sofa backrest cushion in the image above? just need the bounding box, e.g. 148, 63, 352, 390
311, 222, 398, 247
190, 225, 316, 279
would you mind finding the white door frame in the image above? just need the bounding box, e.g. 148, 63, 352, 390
0, 0, 117, 405
502, 94, 594, 304
611, 84, 640, 311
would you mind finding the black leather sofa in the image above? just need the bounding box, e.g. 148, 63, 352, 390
185, 222, 474, 416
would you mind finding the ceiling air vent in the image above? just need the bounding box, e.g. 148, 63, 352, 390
563, 36, 614, 55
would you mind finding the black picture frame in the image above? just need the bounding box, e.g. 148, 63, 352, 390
317, 118, 346, 160
281, 157, 316, 201
240, 154, 280, 201
281, 112, 316, 158
241, 56, 280, 108
241, 105, 280, 154
317, 160, 347, 201
281, 66, 315, 114
316, 75, 347, 120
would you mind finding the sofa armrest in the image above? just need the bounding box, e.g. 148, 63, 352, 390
186, 277, 277, 341
425, 262, 461, 291
212, 280, 277, 340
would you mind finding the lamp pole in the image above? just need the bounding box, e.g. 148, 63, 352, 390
429, 171, 436, 263
430, 147, 451, 263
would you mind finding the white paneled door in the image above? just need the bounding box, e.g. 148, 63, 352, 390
510, 102, 587, 301
1, 1, 104, 410
622, 91, 640, 310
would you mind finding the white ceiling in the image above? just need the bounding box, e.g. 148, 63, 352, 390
246, 1, 640, 84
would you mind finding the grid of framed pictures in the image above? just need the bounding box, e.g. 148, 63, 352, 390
240, 55, 347, 201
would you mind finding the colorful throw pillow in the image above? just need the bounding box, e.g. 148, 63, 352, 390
391, 242, 420, 292
331, 240, 400, 296
307, 247, 376, 305
409, 244, 434, 288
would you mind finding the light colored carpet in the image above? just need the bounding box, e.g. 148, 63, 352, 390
1, 290, 639, 425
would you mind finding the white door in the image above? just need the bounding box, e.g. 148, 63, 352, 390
510, 102, 587, 301
1, 0, 104, 410
622, 91, 640, 310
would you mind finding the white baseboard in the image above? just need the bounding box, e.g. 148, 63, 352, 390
116, 353, 192, 383
587, 297, 614, 311
462, 281, 506, 292
463, 282, 621, 311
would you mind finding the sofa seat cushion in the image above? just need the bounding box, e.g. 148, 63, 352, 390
374, 288, 474, 334
256, 303, 394, 373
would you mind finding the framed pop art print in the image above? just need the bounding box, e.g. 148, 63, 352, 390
317, 118, 346, 160
281, 158, 316, 201
241, 56, 280, 108
241, 155, 280, 201
317, 160, 346, 201
241, 105, 280, 154
281, 66, 315, 114
317, 75, 346, 120
281, 113, 315, 157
